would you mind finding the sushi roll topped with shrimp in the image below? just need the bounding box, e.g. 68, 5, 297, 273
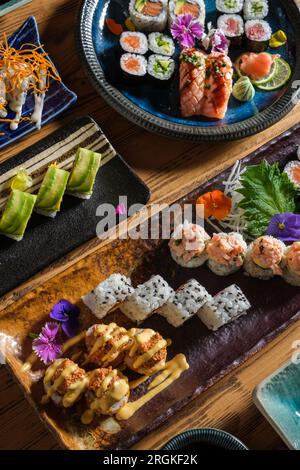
244, 235, 285, 280
169, 221, 210, 268
206, 232, 247, 276
125, 328, 168, 376
283, 242, 300, 287
81, 367, 130, 424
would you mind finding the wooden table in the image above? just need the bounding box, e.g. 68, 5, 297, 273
0, 0, 299, 451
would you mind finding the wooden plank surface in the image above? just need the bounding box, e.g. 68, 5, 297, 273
0, 0, 300, 450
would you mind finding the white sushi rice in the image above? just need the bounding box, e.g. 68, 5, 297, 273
129, 0, 168, 32
120, 53, 147, 77
245, 19, 272, 41
284, 161, 300, 189
148, 32, 175, 56
147, 54, 175, 80
170, 249, 208, 268
207, 232, 248, 277
82, 274, 134, 320
216, 0, 244, 14
217, 14, 244, 37
120, 275, 175, 323
244, 0, 268, 20
243, 240, 286, 280
120, 32, 148, 54
158, 279, 212, 327
198, 284, 251, 331
168, 0, 206, 28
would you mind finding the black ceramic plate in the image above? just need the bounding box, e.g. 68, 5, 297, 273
77, 0, 300, 141
162, 428, 248, 450
0, 116, 150, 298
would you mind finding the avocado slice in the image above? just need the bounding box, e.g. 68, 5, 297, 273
135, 0, 146, 13
174, 0, 185, 15
35, 164, 69, 215
67, 148, 102, 199
0, 190, 36, 241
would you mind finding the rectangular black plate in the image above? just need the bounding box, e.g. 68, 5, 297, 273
0, 116, 150, 298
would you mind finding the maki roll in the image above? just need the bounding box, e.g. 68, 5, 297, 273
120, 53, 147, 81
129, 0, 168, 32
125, 328, 168, 375
244, 0, 268, 20
0, 189, 36, 241
283, 242, 300, 287
120, 275, 175, 323
158, 279, 212, 327
198, 284, 251, 331
284, 161, 300, 190
217, 14, 244, 48
147, 54, 175, 81
67, 148, 102, 200
206, 232, 247, 276
35, 164, 69, 218
82, 273, 134, 320
148, 32, 175, 56
119, 31, 148, 54
245, 19, 272, 52
244, 236, 285, 280
169, 221, 210, 268
216, 0, 244, 15
168, 0, 206, 28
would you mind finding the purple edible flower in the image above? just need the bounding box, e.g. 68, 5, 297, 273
115, 203, 126, 216
171, 14, 204, 48
50, 299, 80, 338
32, 322, 62, 365
211, 29, 230, 54
266, 213, 300, 242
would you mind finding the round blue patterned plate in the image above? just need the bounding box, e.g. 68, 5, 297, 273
78, 0, 300, 141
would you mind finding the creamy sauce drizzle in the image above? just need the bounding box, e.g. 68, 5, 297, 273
116, 354, 189, 421
128, 328, 167, 370
84, 323, 130, 367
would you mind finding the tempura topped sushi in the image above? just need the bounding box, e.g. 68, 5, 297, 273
206, 232, 247, 276
244, 235, 285, 280
169, 221, 210, 268
283, 242, 300, 287
125, 328, 168, 375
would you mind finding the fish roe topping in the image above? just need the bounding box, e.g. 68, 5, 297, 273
206, 232, 247, 267
286, 242, 300, 276
251, 236, 285, 274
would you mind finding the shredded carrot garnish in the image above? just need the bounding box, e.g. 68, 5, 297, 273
196, 190, 232, 221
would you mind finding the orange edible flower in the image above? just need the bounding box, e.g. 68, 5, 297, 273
106, 18, 123, 36
196, 190, 232, 221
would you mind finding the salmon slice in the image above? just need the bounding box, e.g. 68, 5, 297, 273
179, 2, 199, 17
123, 36, 141, 49
123, 57, 141, 72
179, 49, 206, 118
142, 1, 163, 16
200, 52, 233, 120
237, 52, 274, 81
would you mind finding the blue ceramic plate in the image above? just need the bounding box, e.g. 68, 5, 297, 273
78, 0, 300, 141
162, 428, 248, 450
253, 360, 300, 450
0, 16, 77, 149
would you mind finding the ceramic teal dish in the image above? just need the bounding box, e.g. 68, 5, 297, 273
162, 428, 248, 450
253, 360, 300, 450
78, 0, 300, 141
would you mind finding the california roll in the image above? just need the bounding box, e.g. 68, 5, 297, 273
148, 32, 175, 56
119, 31, 148, 54
245, 19, 272, 52
206, 232, 247, 276
244, 0, 268, 20
283, 242, 300, 287
244, 235, 285, 280
129, 0, 168, 32
147, 54, 175, 81
169, 221, 210, 268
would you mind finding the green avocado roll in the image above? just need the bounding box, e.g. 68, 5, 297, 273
67, 148, 102, 200
35, 164, 69, 218
0, 189, 37, 241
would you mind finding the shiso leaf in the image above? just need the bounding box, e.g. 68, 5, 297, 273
236, 160, 298, 238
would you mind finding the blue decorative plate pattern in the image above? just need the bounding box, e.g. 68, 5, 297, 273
78, 0, 300, 141
162, 428, 248, 450
253, 360, 300, 450
0, 16, 77, 149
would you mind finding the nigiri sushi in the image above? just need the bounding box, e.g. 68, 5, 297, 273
179, 48, 206, 118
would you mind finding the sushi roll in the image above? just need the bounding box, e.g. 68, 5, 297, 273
67, 148, 102, 200
168, 0, 206, 28
169, 221, 210, 268
158, 279, 212, 327
198, 284, 251, 331
245, 19, 272, 53
81, 368, 129, 424
216, 0, 244, 15
129, 0, 168, 32
147, 54, 175, 81
244, 236, 285, 280
148, 32, 175, 56
0, 190, 36, 241
42, 359, 88, 407
82, 274, 134, 320
283, 242, 300, 287
35, 164, 69, 218
206, 232, 247, 276
84, 323, 133, 368
284, 161, 300, 190
125, 328, 167, 375
217, 14, 244, 48
120, 275, 175, 323
120, 53, 147, 81
119, 31, 148, 54
243, 0, 268, 20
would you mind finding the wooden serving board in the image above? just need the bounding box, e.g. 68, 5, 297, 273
1, 122, 300, 450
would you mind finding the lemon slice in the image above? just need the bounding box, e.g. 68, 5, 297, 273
10, 169, 33, 191
269, 30, 287, 49
256, 58, 291, 91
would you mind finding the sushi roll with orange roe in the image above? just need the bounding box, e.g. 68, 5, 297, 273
244, 236, 286, 280
283, 242, 300, 287
206, 232, 247, 276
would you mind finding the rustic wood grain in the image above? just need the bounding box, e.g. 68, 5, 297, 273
0, 0, 300, 450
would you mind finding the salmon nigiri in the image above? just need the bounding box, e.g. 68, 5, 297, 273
179, 48, 206, 118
